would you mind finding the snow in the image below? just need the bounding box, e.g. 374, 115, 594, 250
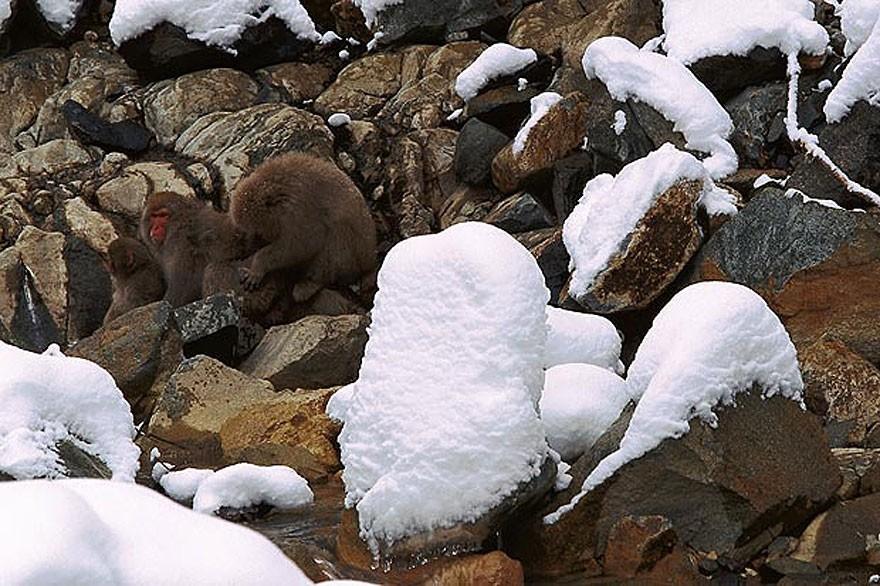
824, 15, 880, 123
0, 342, 139, 482
353, 0, 403, 27
584, 36, 738, 179
513, 92, 562, 155
0, 479, 313, 585
563, 144, 735, 298
109, 0, 321, 49
338, 222, 550, 555
517, 77, 528, 91
454, 43, 538, 101
328, 113, 352, 127
326, 383, 356, 423
544, 282, 803, 523
838, 0, 880, 56
36, 0, 83, 31
192, 463, 313, 515
540, 364, 629, 462
612, 110, 627, 135
0, 0, 10, 28
320, 30, 341, 44
817, 79, 833, 91
544, 306, 623, 373
160, 468, 215, 502
662, 0, 828, 65
339, 49, 350, 60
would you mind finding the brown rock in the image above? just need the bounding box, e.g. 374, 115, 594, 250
831, 448, 880, 500
0, 139, 94, 179
96, 161, 197, 219
792, 493, 880, 570
561, 0, 662, 69
256, 62, 334, 103
15, 227, 67, 335
314, 52, 403, 119
508, 0, 587, 57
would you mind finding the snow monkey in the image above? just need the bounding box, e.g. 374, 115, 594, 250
231, 153, 378, 302
103, 237, 166, 325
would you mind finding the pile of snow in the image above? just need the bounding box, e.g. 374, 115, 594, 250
662, 0, 828, 64
326, 382, 356, 423
824, 15, 880, 123
160, 467, 215, 502
0, 342, 139, 482
338, 222, 550, 555
838, 0, 880, 56
540, 364, 629, 462
563, 144, 736, 298
109, 0, 320, 49
192, 463, 313, 515
455, 43, 538, 101
544, 306, 622, 373
544, 282, 803, 523
353, 0, 402, 27
513, 92, 562, 155
0, 479, 312, 585
583, 36, 738, 179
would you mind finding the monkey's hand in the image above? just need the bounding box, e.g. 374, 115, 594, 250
240, 266, 265, 291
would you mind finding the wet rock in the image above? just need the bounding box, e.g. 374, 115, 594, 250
491, 92, 590, 194
240, 314, 369, 391
0, 139, 94, 179
503, 394, 840, 579
692, 189, 880, 362
314, 52, 403, 120
454, 118, 510, 186
69, 302, 184, 422
219, 387, 342, 482
256, 62, 334, 104
368, 0, 523, 45
61, 100, 152, 153
95, 161, 196, 219
792, 493, 880, 570
175, 103, 334, 196
172, 294, 241, 364
143, 68, 260, 147
567, 180, 703, 313
484, 192, 554, 234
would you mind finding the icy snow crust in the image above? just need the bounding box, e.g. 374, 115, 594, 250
544, 282, 803, 523
0, 479, 312, 585
584, 36, 738, 179
544, 306, 622, 372
0, 342, 139, 482
109, 0, 320, 49
562, 144, 734, 298
540, 364, 629, 462
513, 92, 563, 155
825, 14, 880, 123
192, 463, 313, 515
839, 0, 880, 56
662, 0, 828, 64
339, 222, 550, 554
455, 43, 538, 101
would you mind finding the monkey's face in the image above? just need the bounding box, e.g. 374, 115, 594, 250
148, 207, 170, 246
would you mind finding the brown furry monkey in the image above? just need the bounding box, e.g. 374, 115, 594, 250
104, 237, 166, 324
231, 153, 377, 302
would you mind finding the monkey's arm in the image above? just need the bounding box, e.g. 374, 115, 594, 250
241, 230, 324, 290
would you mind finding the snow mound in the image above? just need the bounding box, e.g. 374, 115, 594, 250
0, 479, 312, 585
583, 36, 738, 179
540, 364, 629, 462
544, 306, 622, 373
824, 14, 880, 123
109, 0, 320, 49
455, 43, 538, 101
662, 0, 828, 65
192, 463, 313, 515
513, 92, 563, 155
338, 222, 550, 554
838, 0, 880, 56
160, 468, 215, 502
353, 0, 403, 27
563, 144, 735, 297
544, 282, 803, 523
326, 383, 356, 423
0, 342, 139, 482
36, 0, 84, 32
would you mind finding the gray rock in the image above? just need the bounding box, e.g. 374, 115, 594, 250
173, 294, 241, 364
454, 118, 510, 186
485, 192, 554, 234
369, 0, 524, 45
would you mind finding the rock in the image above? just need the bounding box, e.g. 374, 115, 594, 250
463, 85, 540, 137
240, 314, 369, 391
398, 551, 525, 585
172, 294, 242, 364
491, 92, 590, 194
368, 0, 523, 45
503, 394, 840, 578
484, 192, 554, 234
96, 161, 196, 218
516, 227, 570, 305
0, 139, 94, 179
0, 48, 69, 153
69, 302, 184, 422
59, 197, 117, 256
255, 62, 334, 103
788, 102, 880, 208
551, 152, 593, 222
314, 52, 403, 120
143, 68, 260, 147
338, 120, 385, 186
801, 339, 880, 447
566, 180, 703, 313
692, 188, 880, 362
411, 128, 460, 213
146, 356, 292, 469
725, 81, 788, 168
454, 118, 510, 186
603, 516, 701, 582
175, 103, 334, 196
832, 448, 880, 500
792, 493, 880, 570
219, 387, 342, 482
61, 100, 152, 153
690, 48, 787, 102
52, 438, 113, 480
507, 0, 588, 57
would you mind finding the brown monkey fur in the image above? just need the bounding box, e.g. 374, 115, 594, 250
231, 153, 377, 302
104, 237, 166, 325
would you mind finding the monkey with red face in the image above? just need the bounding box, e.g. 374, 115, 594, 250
104, 237, 165, 324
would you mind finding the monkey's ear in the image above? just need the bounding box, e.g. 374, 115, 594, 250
126, 249, 136, 271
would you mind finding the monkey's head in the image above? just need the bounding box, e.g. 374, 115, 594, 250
141, 191, 187, 248
107, 237, 151, 277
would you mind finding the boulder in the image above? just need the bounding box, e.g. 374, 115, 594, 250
507, 0, 588, 57
367, 0, 524, 45
256, 62, 334, 104
313, 52, 403, 119
832, 448, 880, 500
95, 161, 197, 219
484, 192, 554, 234
725, 81, 788, 168
516, 227, 569, 305
61, 100, 153, 153
689, 48, 788, 102
0, 139, 94, 179
602, 515, 701, 582
791, 493, 880, 571
454, 118, 510, 186
172, 294, 241, 364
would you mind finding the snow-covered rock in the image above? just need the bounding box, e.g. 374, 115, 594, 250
540, 364, 629, 462
583, 36, 738, 179
338, 222, 550, 555
544, 307, 622, 372
0, 479, 312, 584
0, 342, 139, 482
838, 0, 880, 56
160, 468, 215, 502
545, 281, 803, 523
513, 92, 562, 155
455, 43, 538, 101
192, 463, 314, 515
824, 15, 880, 123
